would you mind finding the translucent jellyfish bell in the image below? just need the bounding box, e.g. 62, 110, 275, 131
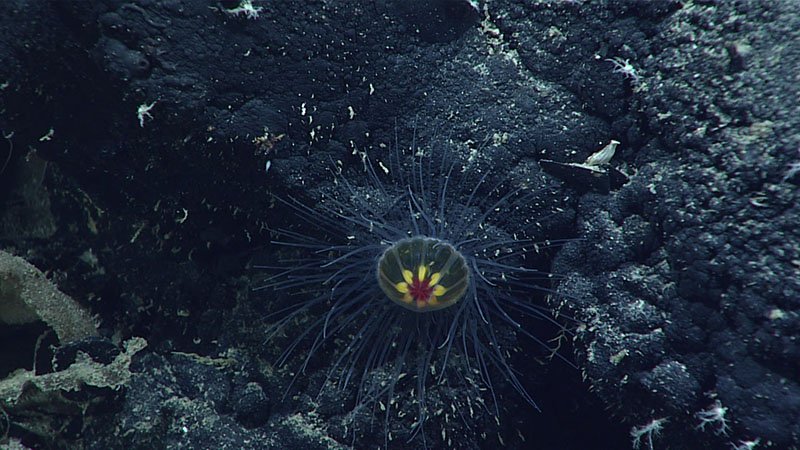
377, 236, 470, 312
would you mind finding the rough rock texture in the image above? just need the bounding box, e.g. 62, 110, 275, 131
0, 250, 99, 343
1, 0, 797, 449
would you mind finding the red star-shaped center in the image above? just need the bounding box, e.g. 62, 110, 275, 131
407, 276, 434, 303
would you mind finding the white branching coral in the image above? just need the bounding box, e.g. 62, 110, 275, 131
631, 417, 668, 450
225, 0, 263, 19
696, 400, 730, 435
607, 56, 641, 84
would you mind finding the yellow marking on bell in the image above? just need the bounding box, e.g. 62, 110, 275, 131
395, 282, 409, 293
429, 272, 442, 285
402, 269, 414, 285
417, 265, 427, 282
433, 285, 446, 296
